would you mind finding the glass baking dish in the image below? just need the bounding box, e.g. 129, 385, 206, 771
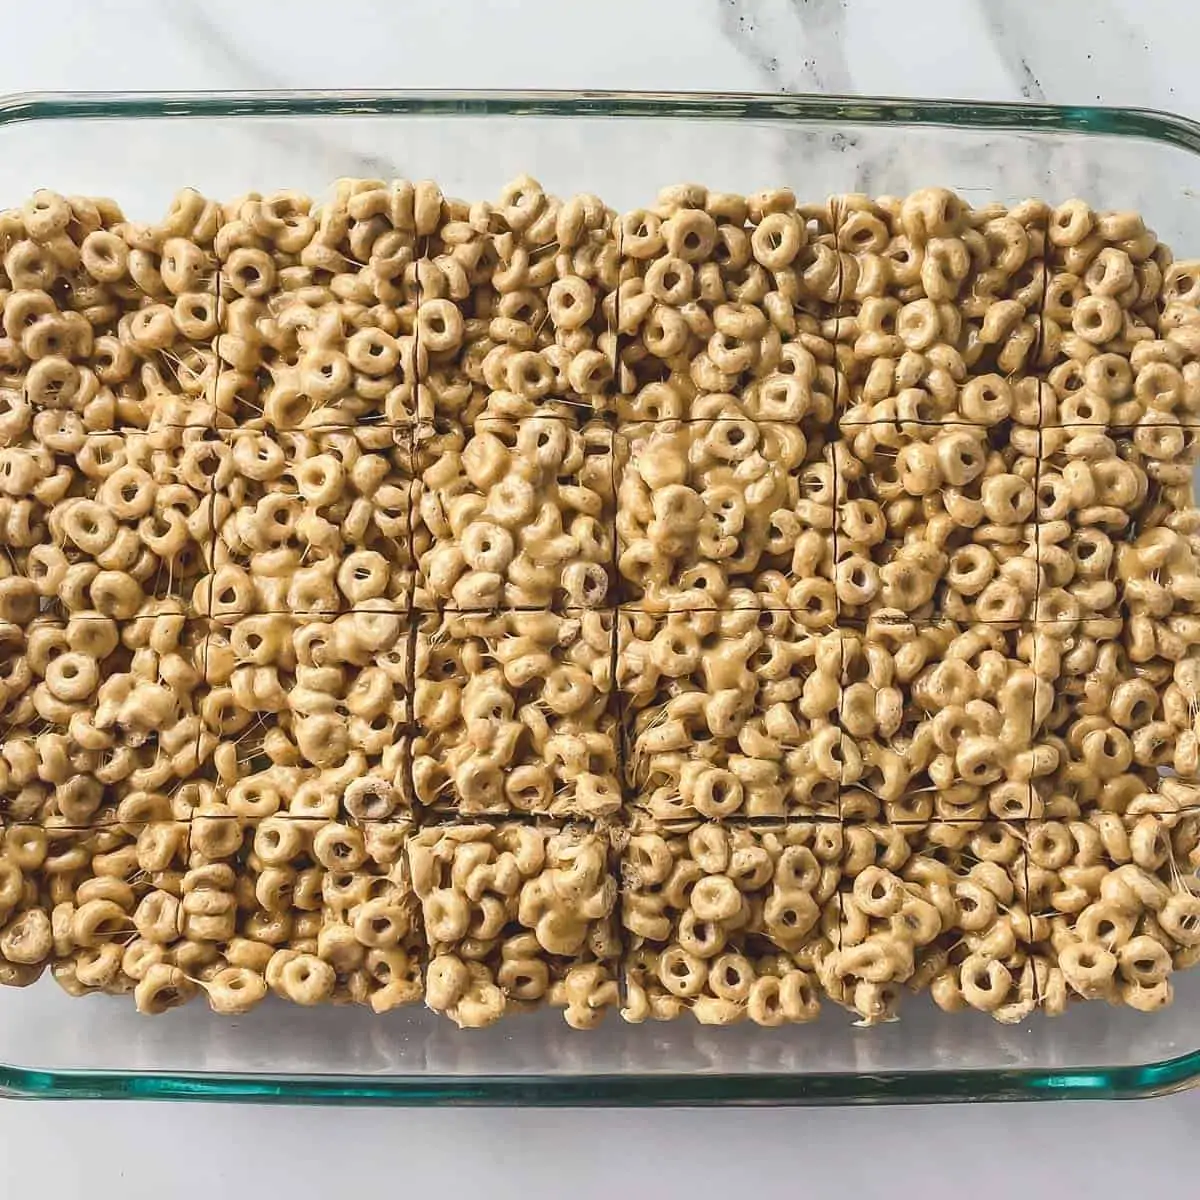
3, 89, 1200, 1105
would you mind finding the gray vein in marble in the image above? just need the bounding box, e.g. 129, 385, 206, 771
716, 0, 861, 193
173, 0, 402, 183
715, 0, 852, 92
971, 0, 1056, 195
986, 0, 1149, 203
978, 0, 1045, 102
787, 0, 852, 94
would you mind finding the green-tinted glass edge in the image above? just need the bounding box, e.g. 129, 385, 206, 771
0, 88, 1196, 1103
1, 1051, 1198, 1104
0, 89, 1199, 155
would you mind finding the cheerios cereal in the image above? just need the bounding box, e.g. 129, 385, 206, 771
0, 180, 1197, 1028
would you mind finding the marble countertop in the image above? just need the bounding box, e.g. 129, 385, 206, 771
2, 0, 1191, 110
2, 1, 1198, 1197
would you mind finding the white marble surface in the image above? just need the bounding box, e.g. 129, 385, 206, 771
1, 0, 1192, 108
3, 0, 1200, 1196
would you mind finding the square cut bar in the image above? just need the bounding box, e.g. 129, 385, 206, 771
827, 820, 1037, 1025
617, 610, 843, 820
8, 189, 225, 435
615, 417, 836, 618
412, 608, 619, 819
615, 189, 843, 415
413, 416, 614, 612
409, 820, 619, 1029
192, 611, 412, 824
834, 417, 1040, 626
837, 616, 1043, 825
216, 182, 420, 430
619, 818, 841, 1027
0, 615, 216, 829
175, 814, 422, 1014
0, 817, 191, 1001
1021, 810, 1200, 1016
0, 429, 217, 623
414, 176, 619, 430
201, 424, 414, 619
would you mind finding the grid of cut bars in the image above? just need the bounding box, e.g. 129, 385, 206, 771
1, 183, 1199, 1029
